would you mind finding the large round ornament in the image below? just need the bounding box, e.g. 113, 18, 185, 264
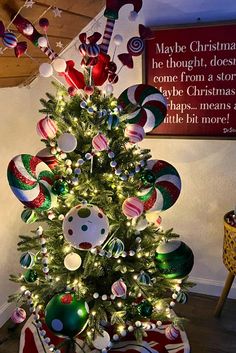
45, 293, 89, 338
155, 240, 194, 279
122, 197, 144, 218
24, 269, 38, 283
7, 154, 56, 211
36, 148, 58, 170
36, 116, 57, 140
21, 208, 38, 224
137, 301, 153, 317
57, 133, 77, 153
63, 204, 109, 250
124, 124, 145, 144
165, 324, 180, 340
64, 252, 82, 271
11, 307, 26, 324
139, 160, 181, 212
118, 84, 167, 133
20, 252, 35, 268
3, 32, 17, 48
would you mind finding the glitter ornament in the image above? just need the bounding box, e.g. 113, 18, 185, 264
24, 269, 38, 283
118, 84, 167, 133
63, 204, 109, 250
45, 293, 89, 337
52, 179, 69, 195
7, 154, 56, 211
139, 160, 181, 212
36, 148, 58, 170
155, 240, 194, 279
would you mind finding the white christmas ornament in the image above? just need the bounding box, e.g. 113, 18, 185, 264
23, 24, 34, 35
113, 34, 123, 46
63, 204, 109, 250
52, 58, 67, 73
93, 330, 111, 350
39, 63, 53, 77
38, 36, 48, 47
57, 133, 77, 152
64, 252, 82, 271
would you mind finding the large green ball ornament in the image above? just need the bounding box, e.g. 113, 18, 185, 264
24, 269, 38, 283
45, 293, 89, 338
155, 240, 194, 279
52, 179, 69, 195
137, 301, 153, 317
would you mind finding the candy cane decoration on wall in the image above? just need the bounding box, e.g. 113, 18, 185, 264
100, 0, 143, 54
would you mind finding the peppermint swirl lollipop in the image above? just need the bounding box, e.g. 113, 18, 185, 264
7, 154, 56, 210
118, 84, 167, 133
139, 159, 181, 212
127, 36, 144, 56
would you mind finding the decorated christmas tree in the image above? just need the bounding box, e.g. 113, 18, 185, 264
5, 1, 194, 353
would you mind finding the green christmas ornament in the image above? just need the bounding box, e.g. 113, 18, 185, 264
137, 301, 153, 317
20, 252, 35, 269
176, 291, 188, 304
24, 269, 38, 283
52, 179, 69, 195
45, 292, 89, 338
155, 240, 194, 279
21, 209, 38, 224
137, 271, 152, 286
140, 170, 156, 185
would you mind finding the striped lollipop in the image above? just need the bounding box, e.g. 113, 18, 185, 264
127, 37, 144, 56
36, 116, 57, 140
118, 84, 167, 133
7, 154, 56, 211
139, 160, 181, 212
3, 32, 17, 48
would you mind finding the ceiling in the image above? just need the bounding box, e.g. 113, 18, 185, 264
0, 0, 105, 88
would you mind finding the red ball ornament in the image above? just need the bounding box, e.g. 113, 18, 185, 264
92, 133, 108, 151
122, 197, 144, 218
39, 18, 49, 31
68, 86, 77, 96
107, 61, 117, 73
108, 73, 119, 84
84, 85, 94, 96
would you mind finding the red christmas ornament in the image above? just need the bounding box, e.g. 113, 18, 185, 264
39, 18, 49, 31
84, 85, 94, 96
68, 86, 77, 96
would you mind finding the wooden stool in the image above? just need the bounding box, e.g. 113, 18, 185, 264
214, 210, 236, 317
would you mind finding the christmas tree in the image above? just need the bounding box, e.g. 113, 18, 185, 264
6, 2, 194, 353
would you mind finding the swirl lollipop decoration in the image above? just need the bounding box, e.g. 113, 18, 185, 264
7, 154, 56, 211
118, 25, 153, 69
118, 84, 167, 133
139, 160, 181, 212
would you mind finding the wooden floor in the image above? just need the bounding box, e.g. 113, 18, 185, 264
0, 293, 236, 353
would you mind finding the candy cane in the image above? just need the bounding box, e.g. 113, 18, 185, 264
100, 19, 115, 53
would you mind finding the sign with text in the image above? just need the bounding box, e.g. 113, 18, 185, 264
144, 22, 236, 138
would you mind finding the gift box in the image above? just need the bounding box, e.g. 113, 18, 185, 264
19, 315, 190, 353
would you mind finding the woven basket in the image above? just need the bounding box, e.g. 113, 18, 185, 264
223, 210, 236, 275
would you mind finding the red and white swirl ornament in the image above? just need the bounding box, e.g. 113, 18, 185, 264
165, 325, 180, 340
92, 133, 108, 151
124, 124, 145, 143
36, 116, 57, 140
111, 279, 127, 297
11, 307, 26, 323
122, 197, 144, 218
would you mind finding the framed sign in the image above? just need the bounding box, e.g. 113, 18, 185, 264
143, 22, 236, 138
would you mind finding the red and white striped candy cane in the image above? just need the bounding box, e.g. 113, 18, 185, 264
100, 19, 115, 54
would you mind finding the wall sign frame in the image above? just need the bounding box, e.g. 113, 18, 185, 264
143, 21, 236, 139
